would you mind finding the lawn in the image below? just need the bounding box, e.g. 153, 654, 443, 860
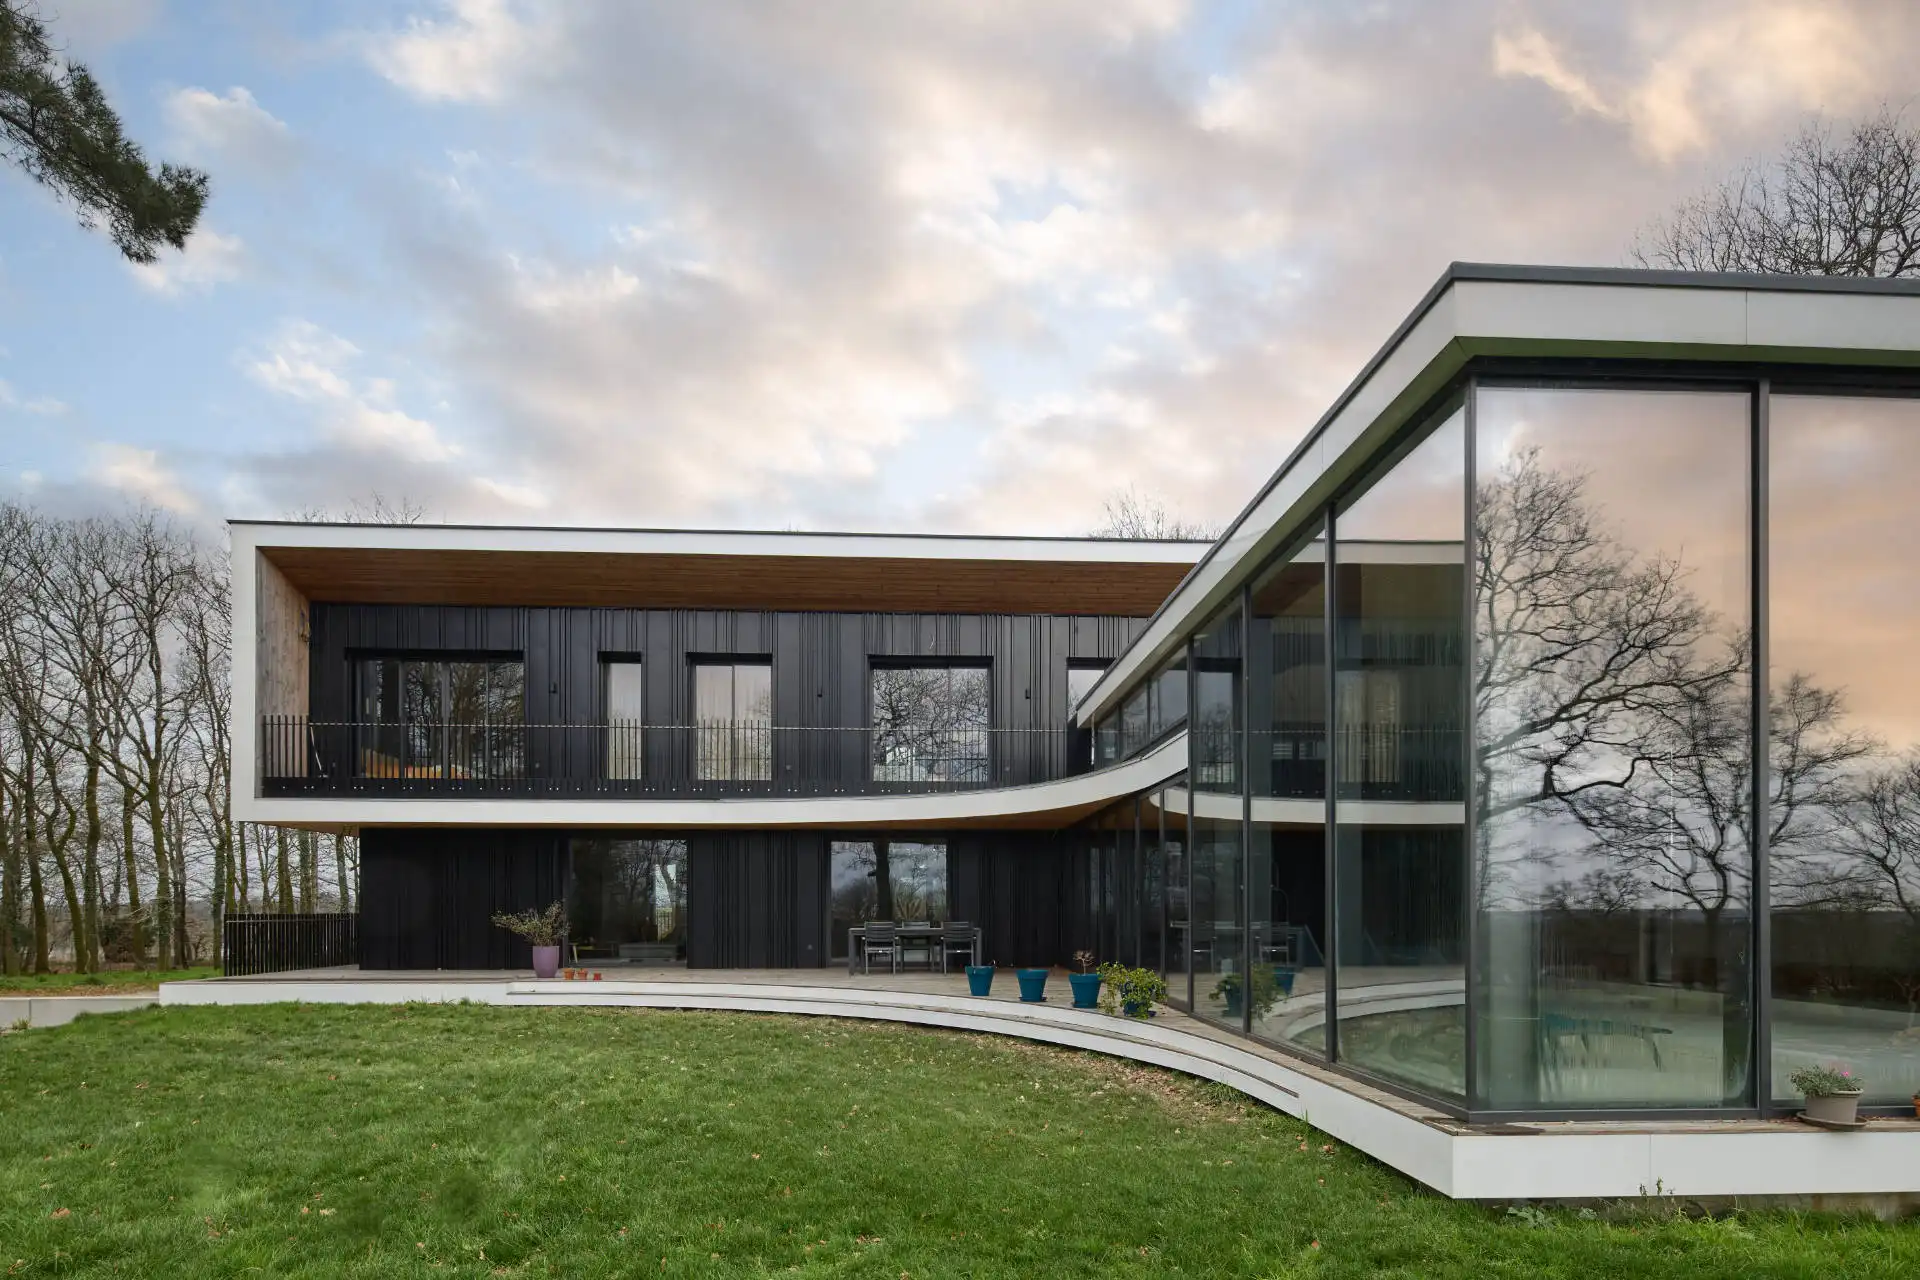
1, 1005, 1915, 1278
0, 968, 218, 996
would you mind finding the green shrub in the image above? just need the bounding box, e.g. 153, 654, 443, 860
1787, 1063, 1863, 1097
1096, 963, 1167, 1019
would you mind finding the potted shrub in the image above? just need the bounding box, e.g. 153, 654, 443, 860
1790, 1063, 1866, 1127
1209, 965, 1279, 1020
1097, 963, 1168, 1019
491, 902, 568, 980
1068, 950, 1102, 1009
1016, 967, 1050, 1003
965, 962, 996, 997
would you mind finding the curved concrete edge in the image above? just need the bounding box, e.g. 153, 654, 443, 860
153, 977, 1920, 1202
0, 995, 158, 1028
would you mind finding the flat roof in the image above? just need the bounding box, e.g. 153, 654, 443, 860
1074, 262, 1920, 724
234, 522, 1208, 615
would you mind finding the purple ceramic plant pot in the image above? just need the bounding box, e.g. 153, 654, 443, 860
532, 945, 561, 980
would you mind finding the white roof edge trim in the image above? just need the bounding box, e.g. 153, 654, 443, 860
1074, 268, 1920, 727
233, 731, 1188, 830
228, 521, 1209, 566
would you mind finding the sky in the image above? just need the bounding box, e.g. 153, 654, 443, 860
5, 0, 1920, 537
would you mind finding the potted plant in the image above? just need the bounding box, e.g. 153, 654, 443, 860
1068, 951, 1102, 1009
966, 961, 996, 997
1790, 1063, 1866, 1127
491, 902, 568, 980
1209, 965, 1279, 1020
1097, 963, 1168, 1019
1016, 966, 1050, 1003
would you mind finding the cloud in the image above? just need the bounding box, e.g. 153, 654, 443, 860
130, 228, 246, 294
367, 0, 549, 103
246, 321, 461, 465
254, 0, 1920, 536
165, 86, 296, 173
87, 444, 198, 514
0, 379, 69, 415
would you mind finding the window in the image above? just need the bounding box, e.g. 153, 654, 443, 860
870, 665, 990, 783
1066, 663, 1106, 718
568, 837, 687, 962
1472, 386, 1750, 1110
693, 661, 772, 781
1335, 401, 1466, 1099
830, 840, 950, 957
355, 656, 524, 779
605, 659, 644, 780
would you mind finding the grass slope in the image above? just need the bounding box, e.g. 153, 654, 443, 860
0, 1004, 1914, 1278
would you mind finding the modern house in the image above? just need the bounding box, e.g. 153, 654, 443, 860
229, 264, 1920, 1191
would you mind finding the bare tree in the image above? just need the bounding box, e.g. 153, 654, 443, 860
289, 492, 429, 524
1634, 106, 1920, 277
1091, 487, 1217, 540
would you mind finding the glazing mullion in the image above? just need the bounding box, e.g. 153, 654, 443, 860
1323, 501, 1340, 1065
1462, 376, 1479, 1110
1751, 379, 1772, 1114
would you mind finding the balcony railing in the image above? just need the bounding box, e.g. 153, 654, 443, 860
260, 717, 1100, 798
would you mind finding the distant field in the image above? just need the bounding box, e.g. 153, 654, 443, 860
0, 968, 217, 996
2, 1004, 1916, 1278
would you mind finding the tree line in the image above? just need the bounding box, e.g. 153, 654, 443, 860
0, 503, 354, 975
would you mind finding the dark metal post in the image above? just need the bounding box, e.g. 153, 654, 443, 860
1462, 376, 1480, 1110
1241, 581, 1254, 1037
1323, 504, 1340, 1063
1752, 378, 1773, 1114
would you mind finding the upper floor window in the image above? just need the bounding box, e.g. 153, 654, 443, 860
871, 664, 989, 783
1066, 663, 1106, 718
605, 658, 644, 780
693, 660, 772, 781
355, 656, 524, 779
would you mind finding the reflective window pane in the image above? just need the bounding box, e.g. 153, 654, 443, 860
1769, 394, 1920, 1105
1336, 405, 1467, 1098
567, 837, 687, 965
606, 660, 644, 780
694, 661, 773, 781
871, 666, 991, 783
1249, 532, 1329, 1057
1190, 605, 1244, 1031
831, 840, 949, 959
1473, 387, 1751, 1110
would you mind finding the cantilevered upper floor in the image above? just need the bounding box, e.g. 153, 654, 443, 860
230, 521, 1207, 828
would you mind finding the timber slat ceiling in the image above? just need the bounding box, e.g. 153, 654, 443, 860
262, 548, 1192, 615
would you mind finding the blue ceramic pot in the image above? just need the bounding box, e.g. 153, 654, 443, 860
966, 965, 995, 997
1068, 972, 1102, 1009
1016, 968, 1050, 1003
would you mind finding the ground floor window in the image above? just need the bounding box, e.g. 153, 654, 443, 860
567, 837, 688, 964
829, 839, 950, 958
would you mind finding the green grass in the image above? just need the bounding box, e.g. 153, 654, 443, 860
0, 968, 218, 995
1, 1005, 1915, 1278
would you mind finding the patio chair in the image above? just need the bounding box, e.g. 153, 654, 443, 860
938, 921, 976, 974
862, 922, 900, 975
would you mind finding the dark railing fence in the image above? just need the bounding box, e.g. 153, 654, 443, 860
261, 717, 1095, 798
223, 913, 358, 976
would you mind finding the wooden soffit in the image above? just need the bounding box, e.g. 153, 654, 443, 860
261, 547, 1193, 616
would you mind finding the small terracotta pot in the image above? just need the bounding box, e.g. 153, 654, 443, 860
593, 971, 603, 981
1911, 1094, 1919, 1119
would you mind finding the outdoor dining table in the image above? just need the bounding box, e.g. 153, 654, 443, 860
846, 922, 981, 974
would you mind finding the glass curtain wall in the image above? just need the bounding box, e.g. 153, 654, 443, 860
1190, 608, 1245, 1030
1769, 394, 1920, 1105
1248, 531, 1329, 1057
1472, 386, 1753, 1111
1334, 404, 1468, 1098
1149, 782, 1191, 1002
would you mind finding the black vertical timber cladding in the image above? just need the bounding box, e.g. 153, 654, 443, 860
358, 828, 566, 969
948, 831, 1087, 968
309, 604, 1149, 789
686, 832, 829, 968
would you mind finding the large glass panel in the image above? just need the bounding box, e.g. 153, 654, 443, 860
1120, 686, 1150, 757
1150, 783, 1191, 1000
567, 837, 688, 965
1249, 531, 1330, 1057
1474, 387, 1751, 1110
605, 659, 644, 780
694, 661, 773, 781
1334, 406, 1467, 1098
1066, 663, 1106, 717
871, 665, 991, 783
1190, 608, 1244, 1031
830, 839, 951, 959
352, 656, 523, 779
1769, 394, 1920, 1106
1151, 652, 1188, 741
